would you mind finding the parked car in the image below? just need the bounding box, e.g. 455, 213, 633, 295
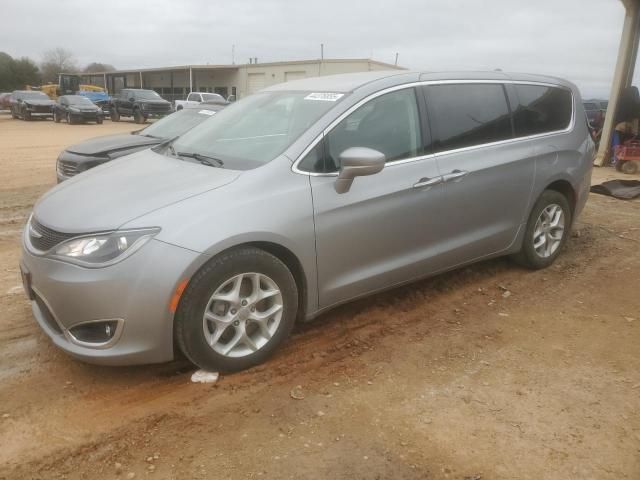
110, 88, 172, 124
56, 103, 225, 182
0, 92, 11, 110
21, 71, 593, 372
54, 95, 104, 125
10, 90, 55, 120
175, 92, 226, 110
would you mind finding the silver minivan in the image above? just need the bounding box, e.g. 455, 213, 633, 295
20, 71, 594, 372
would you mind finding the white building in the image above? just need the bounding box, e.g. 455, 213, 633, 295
81, 58, 403, 102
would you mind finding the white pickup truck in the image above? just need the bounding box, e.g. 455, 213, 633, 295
174, 92, 226, 110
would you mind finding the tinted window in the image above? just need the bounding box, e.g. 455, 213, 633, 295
202, 93, 224, 102
513, 85, 572, 136
583, 102, 598, 111
298, 139, 326, 172
427, 84, 512, 152
322, 88, 422, 172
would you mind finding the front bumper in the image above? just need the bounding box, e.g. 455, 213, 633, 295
21, 233, 203, 366
71, 111, 103, 121
27, 111, 53, 117
142, 111, 171, 119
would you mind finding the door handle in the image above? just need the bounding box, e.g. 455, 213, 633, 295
413, 176, 443, 189
442, 169, 469, 182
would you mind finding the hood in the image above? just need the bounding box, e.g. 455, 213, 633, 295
24, 99, 55, 106
34, 149, 241, 232
65, 132, 161, 156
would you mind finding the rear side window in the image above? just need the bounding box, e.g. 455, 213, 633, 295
513, 85, 572, 136
426, 84, 512, 152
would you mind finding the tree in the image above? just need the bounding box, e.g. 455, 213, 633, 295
84, 62, 116, 73
40, 47, 78, 83
0, 52, 41, 90
12, 57, 41, 88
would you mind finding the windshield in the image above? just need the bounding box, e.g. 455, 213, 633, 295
171, 91, 345, 170
135, 90, 163, 100
67, 96, 95, 106
141, 108, 218, 139
201, 93, 224, 102
20, 91, 49, 100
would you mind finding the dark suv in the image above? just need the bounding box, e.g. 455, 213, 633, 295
110, 88, 172, 124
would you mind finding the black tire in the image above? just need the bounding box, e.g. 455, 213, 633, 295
175, 247, 298, 372
11, 107, 18, 119
621, 160, 638, 174
23, 110, 31, 121
96, 116, 103, 125
67, 112, 75, 125
110, 107, 120, 122
133, 108, 145, 124
176, 105, 183, 111
615, 160, 624, 172
54, 110, 61, 123
512, 189, 572, 270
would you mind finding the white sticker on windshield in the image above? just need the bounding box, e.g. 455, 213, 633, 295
304, 92, 344, 102
198, 110, 217, 116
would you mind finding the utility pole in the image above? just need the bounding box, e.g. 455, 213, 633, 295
321, 43, 324, 60
394, 52, 399, 66
232, 45, 235, 65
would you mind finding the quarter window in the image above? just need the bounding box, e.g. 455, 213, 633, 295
513, 85, 572, 136
323, 88, 422, 172
426, 84, 512, 153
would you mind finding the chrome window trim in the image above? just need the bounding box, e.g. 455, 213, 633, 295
291, 79, 575, 177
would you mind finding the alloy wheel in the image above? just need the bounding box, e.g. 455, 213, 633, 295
202, 272, 283, 358
533, 204, 565, 258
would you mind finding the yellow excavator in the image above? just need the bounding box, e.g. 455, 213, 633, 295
29, 74, 106, 100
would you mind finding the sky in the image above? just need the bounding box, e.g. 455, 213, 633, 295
0, 0, 633, 98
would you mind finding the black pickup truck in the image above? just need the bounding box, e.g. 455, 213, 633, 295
110, 88, 172, 124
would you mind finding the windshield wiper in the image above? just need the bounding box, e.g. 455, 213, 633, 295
177, 151, 224, 168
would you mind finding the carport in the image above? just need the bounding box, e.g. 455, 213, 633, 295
595, 0, 640, 165
81, 65, 240, 103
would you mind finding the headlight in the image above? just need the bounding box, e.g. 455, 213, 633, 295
51, 228, 160, 267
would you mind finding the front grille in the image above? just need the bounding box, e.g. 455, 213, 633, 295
33, 105, 52, 113
57, 160, 79, 178
142, 103, 170, 113
29, 217, 76, 252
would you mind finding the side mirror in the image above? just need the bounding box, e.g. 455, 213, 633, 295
334, 147, 385, 194
129, 97, 135, 102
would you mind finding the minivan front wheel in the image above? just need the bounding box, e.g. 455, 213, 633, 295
513, 190, 571, 270
175, 247, 298, 372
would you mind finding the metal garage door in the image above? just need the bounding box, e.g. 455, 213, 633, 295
247, 73, 266, 94
285, 71, 307, 82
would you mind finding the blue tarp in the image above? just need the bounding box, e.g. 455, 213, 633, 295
77, 90, 110, 103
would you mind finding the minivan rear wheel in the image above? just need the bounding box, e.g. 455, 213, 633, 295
513, 190, 571, 270
175, 247, 298, 372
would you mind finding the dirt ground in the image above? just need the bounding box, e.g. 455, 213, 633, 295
0, 114, 638, 480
